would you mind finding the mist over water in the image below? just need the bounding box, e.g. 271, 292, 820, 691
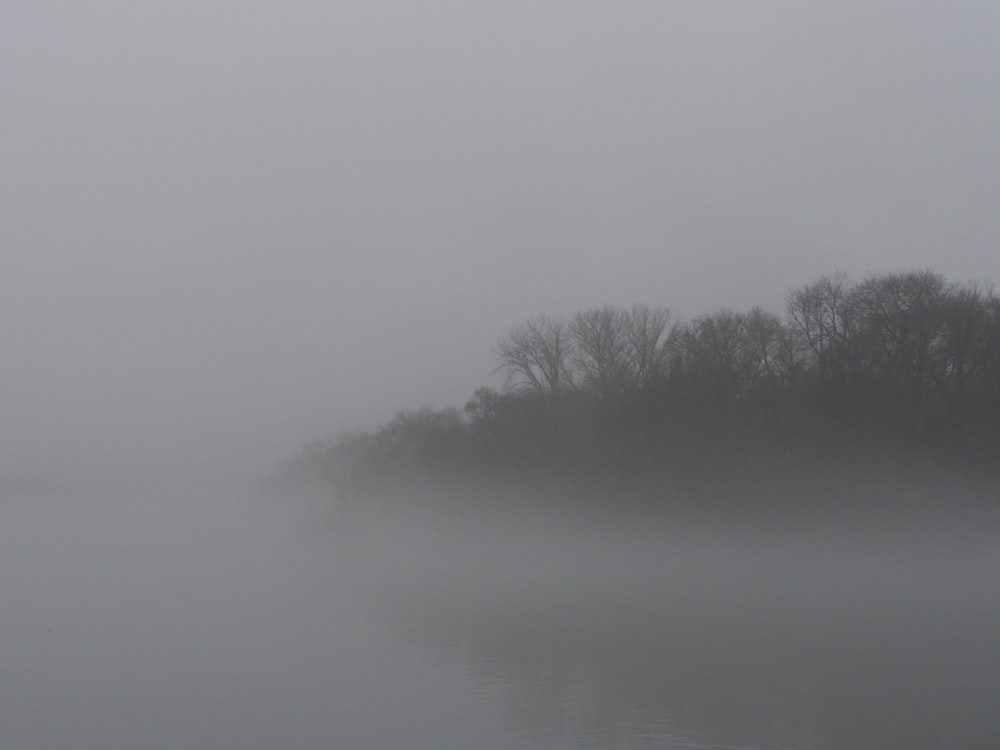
5, 2, 1000, 747
351, 497, 1000, 750
4, 482, 997, 750
0, 485, 520, 750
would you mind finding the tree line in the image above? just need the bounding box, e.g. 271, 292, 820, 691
275, 269, 1000, 511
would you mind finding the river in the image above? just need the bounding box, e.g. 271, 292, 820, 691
1, 485, 997, 749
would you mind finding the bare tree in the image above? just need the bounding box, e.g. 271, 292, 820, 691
785, 270, 855, 379
623, 304, 673, 394
570, 306, 630, 401
677, 310, 752, 401
495, 314, 573, 404
853, 269, 947, 399
940, 281, 996, 399
568, 303, 673, 423
742, 306, 786, 388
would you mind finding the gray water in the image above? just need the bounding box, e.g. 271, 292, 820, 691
2, 487, 998, 749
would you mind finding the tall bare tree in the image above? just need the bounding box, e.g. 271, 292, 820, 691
677, 310, 752, 401
742, 306, 787, 388
495, 314, 573, 404
623, 304, 673, 394
785, 270, 856, 380
569, 304, 672, 420
570, 306, 630, 401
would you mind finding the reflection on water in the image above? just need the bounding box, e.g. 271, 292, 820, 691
2, 488, 998, 749
368, 517, 1000, 750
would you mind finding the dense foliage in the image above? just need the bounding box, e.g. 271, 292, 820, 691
276, 270, 1000, 513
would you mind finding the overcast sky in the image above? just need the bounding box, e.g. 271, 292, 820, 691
3, 2, 1000, 480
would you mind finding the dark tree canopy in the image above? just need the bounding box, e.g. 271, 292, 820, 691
279, 268, 1000, 515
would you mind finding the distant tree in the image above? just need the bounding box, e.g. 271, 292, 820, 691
372, 407, 469, 471
278, 265, 1000, 512
853, 270, 947, 398
785, 270, 856, 382
741, 307, 785, 386
938, 283, 1000, 445
464, 387, 502, 438
570, 304, 672, 410
980, 295, 1000, 420
676, 310, 753, 402
570, 306, 631, 404
939, 282, 994, 400
495, 315, 574, 405
623, 304, 674, 396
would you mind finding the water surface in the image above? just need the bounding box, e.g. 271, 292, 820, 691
1, 487, 997, 749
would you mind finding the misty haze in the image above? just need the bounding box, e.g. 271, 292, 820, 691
4, 3, 1000, 749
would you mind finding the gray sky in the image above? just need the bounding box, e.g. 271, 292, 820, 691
3, 2, 1000, 479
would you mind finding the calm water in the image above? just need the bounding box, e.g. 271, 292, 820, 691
1, 487, 998, 749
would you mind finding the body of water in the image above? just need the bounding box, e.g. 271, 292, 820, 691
1, 487, 997, 749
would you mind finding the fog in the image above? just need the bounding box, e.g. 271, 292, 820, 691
5, 2, 1000, 480
4, 4, 1000, 748
2, 484, 997, 749
363, 507, 1000, 748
